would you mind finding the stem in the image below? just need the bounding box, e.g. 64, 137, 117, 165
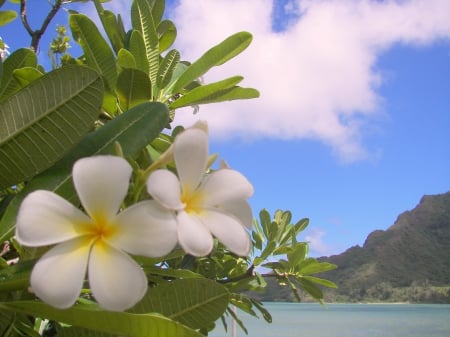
218, 265, 255, 284
20, 0, 63, 52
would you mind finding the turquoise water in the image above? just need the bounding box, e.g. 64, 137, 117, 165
210, 302, 450, 337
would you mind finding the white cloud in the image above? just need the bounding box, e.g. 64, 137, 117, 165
167, 0, 450, 162
83, 0, 450, 162
304, 228, 333, 256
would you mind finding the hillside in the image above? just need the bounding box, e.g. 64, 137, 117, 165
256, 192, 450, 303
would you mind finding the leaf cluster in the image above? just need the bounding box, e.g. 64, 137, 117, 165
0, 1, 337, 336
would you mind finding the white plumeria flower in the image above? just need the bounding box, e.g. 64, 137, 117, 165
16, 156, 177, 311
146, 124, 254, 257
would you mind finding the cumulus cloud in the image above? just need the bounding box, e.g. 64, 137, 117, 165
167, 0, 450, 162
92, 0, 450, 162
304, 228, 333, 256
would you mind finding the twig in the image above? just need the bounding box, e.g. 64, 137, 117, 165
20, 0, 63, 52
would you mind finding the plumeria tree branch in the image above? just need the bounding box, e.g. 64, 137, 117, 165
20, 0, 63, 51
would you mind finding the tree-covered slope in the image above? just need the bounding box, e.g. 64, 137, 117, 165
319, 191, 450, 294
253, 192, 450, 303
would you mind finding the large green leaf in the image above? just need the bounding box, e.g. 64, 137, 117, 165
93, 0, 125, 54
128, 30, 149, 74
157, 49, 179, 90
116, 68, 152, 111
0, 48, 37, 101
56, 327, 119, 337
0, 301, 203, 337
70, 14, 117, 91
171, 32, 253, 93
0, 102, 169, 242
0, 65, 103, 190
131, 278, 230, 330
131, 0, 159, 94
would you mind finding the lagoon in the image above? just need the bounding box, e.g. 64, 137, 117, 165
210, 302, 450, 337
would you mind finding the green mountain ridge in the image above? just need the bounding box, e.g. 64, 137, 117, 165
254, 191, 450, 303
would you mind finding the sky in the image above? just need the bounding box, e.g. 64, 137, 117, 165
1, 0, 449, 256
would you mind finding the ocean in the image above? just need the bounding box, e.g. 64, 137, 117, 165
209, 302, 450, 337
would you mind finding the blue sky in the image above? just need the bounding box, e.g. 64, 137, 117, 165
1, 0, 449, 256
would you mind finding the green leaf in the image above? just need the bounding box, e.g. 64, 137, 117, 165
93, 0, 125, 54
254, 241, 276, 266
0, 65, 103, 190
170, 76, 257, 109
287, 243, 307, 268
142, 264, 203, 279
0, 259, 34, 293
151, 0, 165, 25
285, 277, 302, 301
0, 301, 203, 337
56, 327, 119, 337
259, 209, 272, 239
172, 32, 253, 93
116, 68, 152, 111
12, 67, 43, 87
128, 30, 149, 74
251, 230, 263, 250
157, 49, 179, 90
70, 14, 117, 91
0, 311, 15, 337
0, 48, 37, 101
250, 299, 272, 323
117, 48, 137, 69
302, 275, 338, 289
0, 102, 168, 242
0, 10, 16, 26
298, 259, 337, 275
294, 218, 309, 233
158, 20, 177, 53
131, 0, 159, 92
297, 277, 324, 301
131, 278, 230, 330
227, 306, 249, 335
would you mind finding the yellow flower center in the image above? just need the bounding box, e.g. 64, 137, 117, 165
79, 214, 117, 241
181, 188, 204, 214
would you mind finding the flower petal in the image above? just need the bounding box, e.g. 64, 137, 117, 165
30, 237, 90, 309
176, 211, 213, 256
110, 201, 177, 257
146, 170, 184, 210
16, 190, 90, 247
73, 156, 131, 222
218, 200, 253, 229
201, 209, 251, 256
200, 169, 254, 206
88, 241, 147, 311
174, 128, 208, 194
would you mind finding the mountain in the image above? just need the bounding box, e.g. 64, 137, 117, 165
319, 192, 450, 287
255, 192, 450, 303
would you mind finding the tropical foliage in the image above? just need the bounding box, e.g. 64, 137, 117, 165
0, 0, 337, 336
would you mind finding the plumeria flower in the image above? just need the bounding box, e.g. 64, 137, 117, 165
15, 156, 177, 311
146, 123, 254, 257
